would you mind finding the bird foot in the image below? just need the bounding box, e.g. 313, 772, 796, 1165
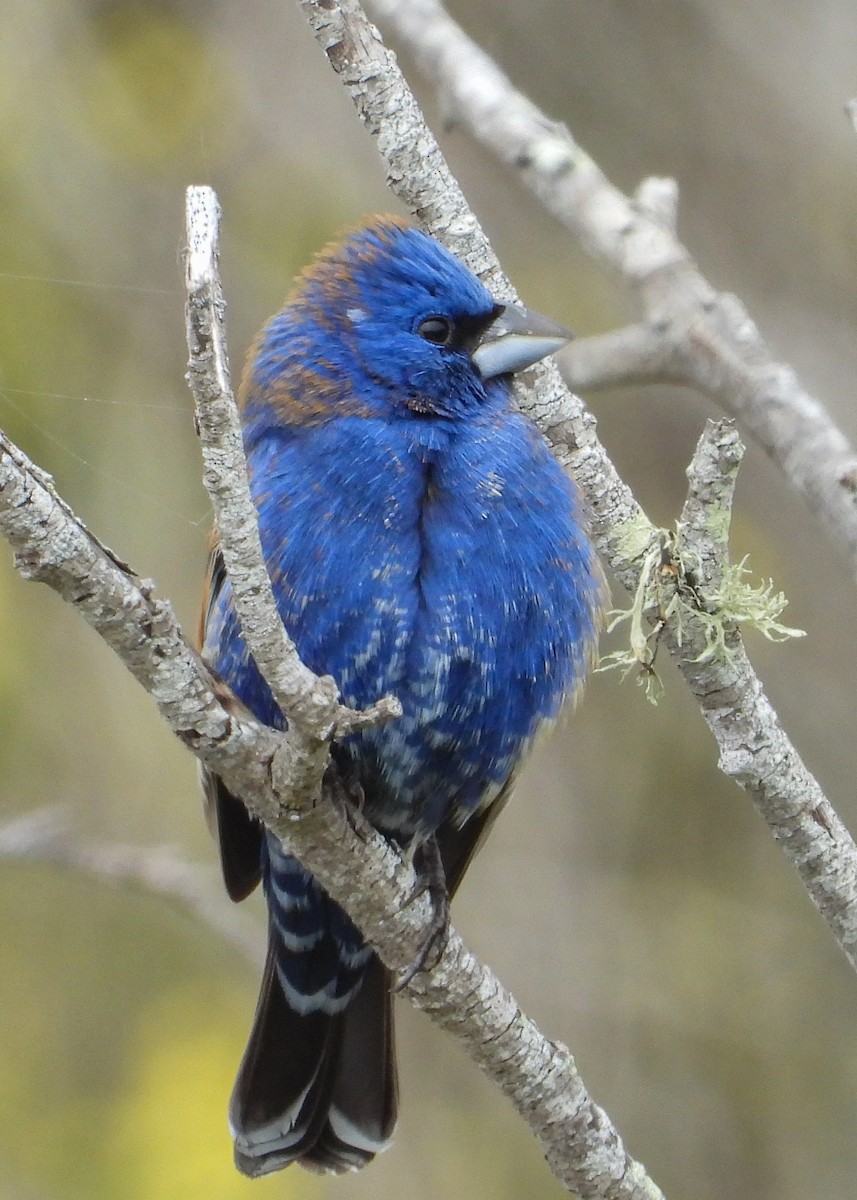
325, 765, 369, 841
394, 837, 450, 990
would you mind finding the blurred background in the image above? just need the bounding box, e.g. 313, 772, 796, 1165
2, 2, 857, 1198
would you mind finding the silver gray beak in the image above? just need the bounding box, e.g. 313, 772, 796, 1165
471, 305, 572, 379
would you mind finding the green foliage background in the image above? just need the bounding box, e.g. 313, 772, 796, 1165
2, 3, 857, 1198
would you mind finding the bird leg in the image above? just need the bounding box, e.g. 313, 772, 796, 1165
394, 836, 450, 990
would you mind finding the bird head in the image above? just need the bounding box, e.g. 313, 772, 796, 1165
240, 216, 570, 432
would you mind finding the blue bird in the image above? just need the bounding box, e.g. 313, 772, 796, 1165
199, 216, 604, 1176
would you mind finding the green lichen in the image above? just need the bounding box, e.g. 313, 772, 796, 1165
598, 531, 804, 704
702, 504, 733, 549
692, 556, 805, 660
613, 511, 659, 567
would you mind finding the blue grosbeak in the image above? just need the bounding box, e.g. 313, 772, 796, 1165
200, 216, 603, 1175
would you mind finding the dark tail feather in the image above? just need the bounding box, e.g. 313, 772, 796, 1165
230, 934, 398, 1176
299, 956, 398, 1173
230, 933, 338, 1175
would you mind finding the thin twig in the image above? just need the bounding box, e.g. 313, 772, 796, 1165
185, 187, 400, 748
556, 323, 678, 393
0, 806, 265, 970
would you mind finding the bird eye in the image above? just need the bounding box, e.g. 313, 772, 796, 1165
417, 316, 455, 346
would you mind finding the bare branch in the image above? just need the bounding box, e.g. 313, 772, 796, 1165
184, 186, 401, 750
0, 807, 264, 970
679, 418, 743, 587
186, 186, 334, 737
365, 0, 857, 581
634, 177, 679, 232
0, 428, 257, 773
558, 323, 678, 392
0, 427, 394, 920
1, 800, 664, 1200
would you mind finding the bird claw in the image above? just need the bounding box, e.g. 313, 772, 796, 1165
394, 837, 450, 990
325, 765, 369, 841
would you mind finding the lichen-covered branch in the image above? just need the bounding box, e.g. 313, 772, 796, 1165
670, 424, 857, 962
364, 0, 857, 581
297, 0, 857, 974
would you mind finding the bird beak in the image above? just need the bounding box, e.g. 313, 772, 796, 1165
471, 305, 572, 379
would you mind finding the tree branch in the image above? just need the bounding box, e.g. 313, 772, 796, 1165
0, 800, 661, 1199
186, 188, 399, 738
364, 0, 857, 581
185, 186, 400, 809
554, 323, 679, 393
297, 0, 857, 972
0, 806, 265, 971
670, 424, 857, 956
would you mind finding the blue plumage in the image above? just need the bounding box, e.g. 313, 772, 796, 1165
200, 216, 603, 1176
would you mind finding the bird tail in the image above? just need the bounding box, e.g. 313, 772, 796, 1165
229, 841, 398, 1175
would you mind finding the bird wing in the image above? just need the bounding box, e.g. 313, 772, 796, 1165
199, 545, 264, 902
436, 774, 517, 899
